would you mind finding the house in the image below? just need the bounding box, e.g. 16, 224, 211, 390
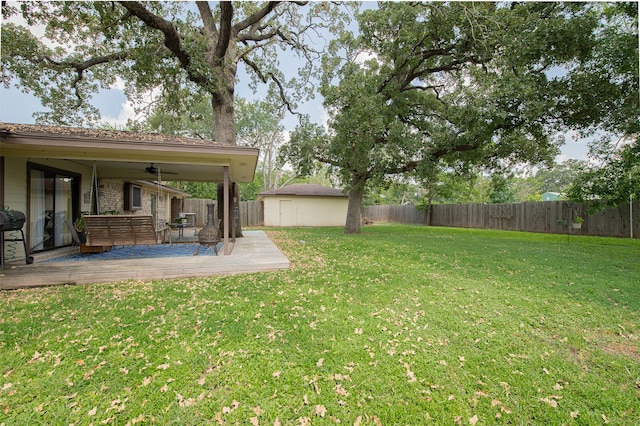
1, 123, 259, 260
259, 183, 348, 227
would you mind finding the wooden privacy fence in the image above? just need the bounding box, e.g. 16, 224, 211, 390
363, 201, 639, 239
182, 199, 264, 227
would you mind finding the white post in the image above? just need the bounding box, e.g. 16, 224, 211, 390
223, 166, 230, 255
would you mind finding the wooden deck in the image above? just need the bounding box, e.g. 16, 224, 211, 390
0, 231, 289, 290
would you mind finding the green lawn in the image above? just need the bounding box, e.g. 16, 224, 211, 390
1, 225, 638, 425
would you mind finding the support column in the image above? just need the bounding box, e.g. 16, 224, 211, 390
223, 166, 230, 255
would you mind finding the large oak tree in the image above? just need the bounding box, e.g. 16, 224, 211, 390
1, 1, 350, 144
2, 0, 351, 235
284, 2, 631, 233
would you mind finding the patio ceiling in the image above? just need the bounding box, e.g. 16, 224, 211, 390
0, 123, 259, 182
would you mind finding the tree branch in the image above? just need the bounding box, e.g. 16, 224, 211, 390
119, 1, 209, 86
233, 1, 281, 34
196, 1, 218, 41
214, 1, 233, 61
40, 51, 131, 107
243, 55, 297, 115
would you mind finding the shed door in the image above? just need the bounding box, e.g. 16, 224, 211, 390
279, 200, 293, 226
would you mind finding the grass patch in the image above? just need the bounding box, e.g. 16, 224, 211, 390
1, 224, 638, 424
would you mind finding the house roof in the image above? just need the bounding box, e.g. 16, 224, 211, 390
0, 123, 259, 183
0, 123, 223, 146
259, 183, 347, 198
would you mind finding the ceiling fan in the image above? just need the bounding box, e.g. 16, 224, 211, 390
144, 163, 178, 175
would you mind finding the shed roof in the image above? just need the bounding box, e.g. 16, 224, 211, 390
259, 183, 346, 198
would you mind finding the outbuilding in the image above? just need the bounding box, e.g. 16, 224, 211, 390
259, 184, 348, 227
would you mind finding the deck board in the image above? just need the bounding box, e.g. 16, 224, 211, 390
0, 231, 289, 290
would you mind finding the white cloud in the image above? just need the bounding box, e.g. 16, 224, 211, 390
355, 50, 377, 65
109, 77, 127, 91
100, 86, 162, 127
101, 100, 137, 127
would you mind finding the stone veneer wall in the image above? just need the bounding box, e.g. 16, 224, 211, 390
97, 179, 169, 221
98, 179, 125, 214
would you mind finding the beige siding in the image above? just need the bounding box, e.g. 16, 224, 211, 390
263, 196, 348, 227
3, 158, 28, 213
2, 157, 93, 262
3, 157, 94, 213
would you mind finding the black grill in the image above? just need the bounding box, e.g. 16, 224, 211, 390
0, 210, 26, 232
0, 210, 34, 270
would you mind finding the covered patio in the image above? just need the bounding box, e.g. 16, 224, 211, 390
1, 123, 259, 258
1, 124, 292, 288
0, 230, 290, 290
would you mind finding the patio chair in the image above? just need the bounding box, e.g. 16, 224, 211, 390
64, 218, 83, 259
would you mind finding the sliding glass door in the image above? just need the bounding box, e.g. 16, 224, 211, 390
28, 164, 80, 253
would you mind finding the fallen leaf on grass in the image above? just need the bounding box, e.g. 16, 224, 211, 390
222, 400, 240, 413
316, 358, 324, 367
540, 395, 562, 408
28, 351, 43, 364
469, 415, 479, 425
88, 406, 97, 416
315, 405, 326, 417
272, 371, 281, 379
334, 384, 349, 397
250, 417, 259, 426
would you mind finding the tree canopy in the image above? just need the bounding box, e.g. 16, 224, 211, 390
566, 136, 639, 211
1, 1, 352, 145
564, 3, 639, 210
284, 2, 613, 233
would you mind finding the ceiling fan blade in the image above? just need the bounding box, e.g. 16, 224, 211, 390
144, 164, 180, 175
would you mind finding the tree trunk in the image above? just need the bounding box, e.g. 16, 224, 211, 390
426, 194, 433, 226
217, 182, 243, 238
211, 75, 237, 146
344, 178, 366, 234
